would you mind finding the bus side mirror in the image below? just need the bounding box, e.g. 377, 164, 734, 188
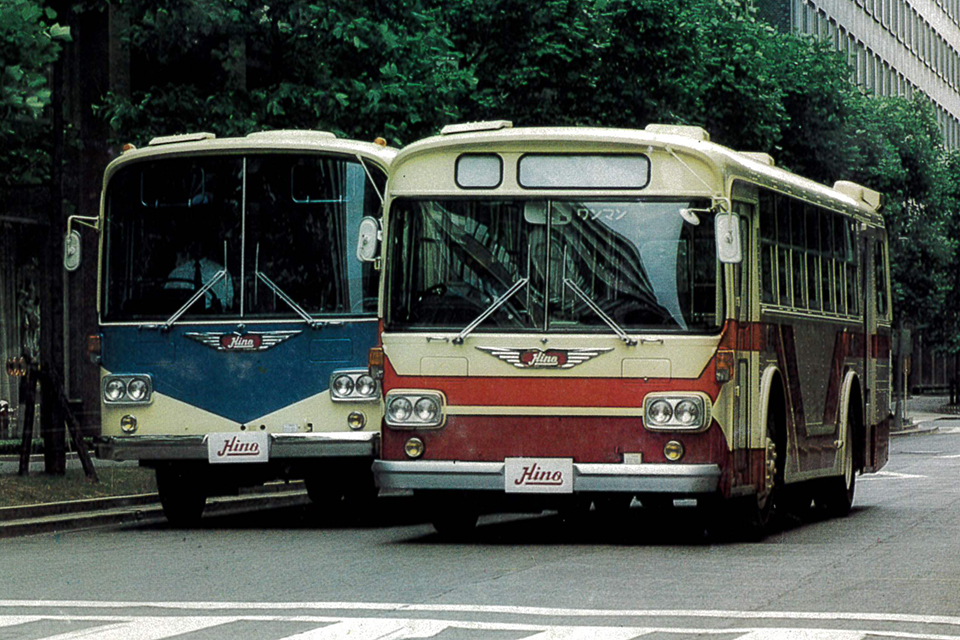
64, 230, 82, 271
357, 216, 381, 263
716, 214, 742, 264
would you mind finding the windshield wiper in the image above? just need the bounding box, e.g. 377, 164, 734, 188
156, 269, 228, 331
256, 271, 335, 328
563, 278, 637, 346
453, 278, 528, 345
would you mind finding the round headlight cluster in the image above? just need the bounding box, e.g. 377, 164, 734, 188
385, 392, 444, 427
102, 376, 152, 404
644, 395, 707, 430
330, 371, 378, 401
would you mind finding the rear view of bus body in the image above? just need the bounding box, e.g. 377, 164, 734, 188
371, 122, 891, 536
86, 130, 395, 525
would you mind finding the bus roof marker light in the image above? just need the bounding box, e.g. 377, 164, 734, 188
440, 120, 513, 135
148, 132, 216, 146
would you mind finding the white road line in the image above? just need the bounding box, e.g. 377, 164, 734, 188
3, 618, 960, 640
0, 615, 41, 628
859, 470, 927, 480
279, 618, 451, 640
2, 601, 959, 629
735, 630, 864, 640
36, 616, 233, 640
519, 627, 651, 640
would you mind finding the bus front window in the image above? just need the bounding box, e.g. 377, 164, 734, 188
103, 157, 243, 321
386, 199, 723, 334
102, 155, 382, 323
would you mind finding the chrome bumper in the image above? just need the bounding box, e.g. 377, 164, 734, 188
96, 432, 378, 462
372, 460, 721, 493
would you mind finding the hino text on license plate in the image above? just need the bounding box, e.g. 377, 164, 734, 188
505, 457, 574, 493
207, 432, 269, 464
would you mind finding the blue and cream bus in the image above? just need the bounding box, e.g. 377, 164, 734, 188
66, 130, 394, 524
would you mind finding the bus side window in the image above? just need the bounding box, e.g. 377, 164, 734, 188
759, 190, 776, 305
846, 221, 860, 316
875, 239, 888, 317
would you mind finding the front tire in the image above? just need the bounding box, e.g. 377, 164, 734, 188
156, 466, 206, 527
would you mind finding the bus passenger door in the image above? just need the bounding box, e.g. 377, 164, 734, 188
731, 202, 754, 489
863, 231, 891, 471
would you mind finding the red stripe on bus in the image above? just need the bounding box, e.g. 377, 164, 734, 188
383, 356, 723, 406
381, 416, 731, 467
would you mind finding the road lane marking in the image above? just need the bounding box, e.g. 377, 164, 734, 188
2, 616, 960, 640
36, 616, 232, 640
858, 470, 927, 480
3, 601, 959, 629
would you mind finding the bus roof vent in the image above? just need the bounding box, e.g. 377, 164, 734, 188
440, 120, 513, 135
148, 132, 217, 146
834, 180, 882, 211
740, 152, 775, 167
644, 124, 710, 142
246, 130, 337, 141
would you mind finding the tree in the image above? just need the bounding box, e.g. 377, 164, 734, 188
96, 0, 475, 146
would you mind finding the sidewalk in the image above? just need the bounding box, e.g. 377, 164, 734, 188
0, 456, 310, 538
891, 394, 958, 437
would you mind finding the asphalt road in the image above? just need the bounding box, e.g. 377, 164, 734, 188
2, 424, 960, 639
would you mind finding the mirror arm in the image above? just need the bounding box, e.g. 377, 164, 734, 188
66, 214, 100, 235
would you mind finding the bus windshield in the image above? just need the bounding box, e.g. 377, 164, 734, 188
385, 198, 723, 334
102, 154, 384, 322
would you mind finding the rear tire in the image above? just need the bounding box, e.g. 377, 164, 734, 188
156, 466, 206, 527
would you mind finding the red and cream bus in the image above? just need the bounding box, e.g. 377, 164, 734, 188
364, 122, 891, 536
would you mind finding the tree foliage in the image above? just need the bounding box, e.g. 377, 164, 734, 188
9, 0, 960, 336
0, 0, 69, 185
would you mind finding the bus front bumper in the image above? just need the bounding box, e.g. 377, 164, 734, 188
96, 432, 378, 462
372, 460, 721, 494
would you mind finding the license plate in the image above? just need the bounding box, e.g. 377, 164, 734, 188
504, 457, 574, 493
207, 432, 269, 464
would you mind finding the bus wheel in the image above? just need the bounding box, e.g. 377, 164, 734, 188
432, 510, 479, 539
818, 422, 856, 517
741, 412, 783, 537
156, 466, 206, 527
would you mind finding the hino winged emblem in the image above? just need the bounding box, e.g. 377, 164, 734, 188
475, 346, 613, 369
184, 330, 301, 352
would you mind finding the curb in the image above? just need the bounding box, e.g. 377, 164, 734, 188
0, 482, 310, 539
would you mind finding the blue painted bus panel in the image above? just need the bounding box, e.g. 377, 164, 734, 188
101, 322, 378, 424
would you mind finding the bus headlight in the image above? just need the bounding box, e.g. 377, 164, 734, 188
102, 375, 153, 405
643, 394, 709, 431
126, 378, 149, 402
104, 379, 126, 402
387, 397, 413, 423
330, 369, 379, 402
385, 390, 445, 428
